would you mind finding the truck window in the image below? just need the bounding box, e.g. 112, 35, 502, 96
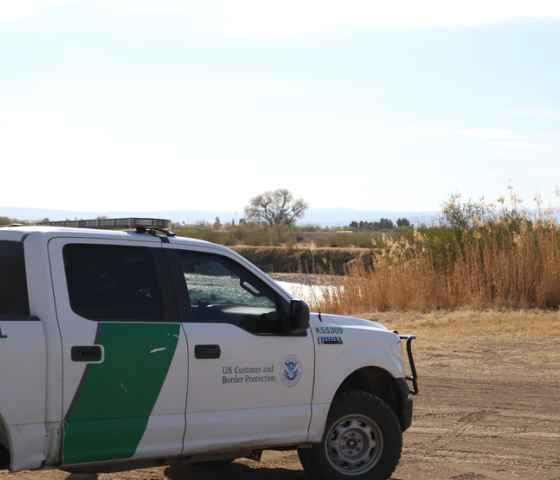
176, 251, 286, 334
0, 241, 30, 317
63, 244, 164, 322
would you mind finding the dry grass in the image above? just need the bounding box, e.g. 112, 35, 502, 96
362, 309, 560, 340
362, 309, 560, 382
318, 220, 560, 313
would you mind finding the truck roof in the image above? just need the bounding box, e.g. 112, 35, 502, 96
0, 225, 220, 250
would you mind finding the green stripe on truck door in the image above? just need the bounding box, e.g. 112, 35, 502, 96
64, 323, 180, 464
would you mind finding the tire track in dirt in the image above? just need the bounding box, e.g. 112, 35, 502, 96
397, 374, 560, 479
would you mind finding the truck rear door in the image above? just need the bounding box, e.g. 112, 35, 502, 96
48, 238, 188, 465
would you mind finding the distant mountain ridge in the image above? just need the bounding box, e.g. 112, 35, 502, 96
0, 206, 439, 227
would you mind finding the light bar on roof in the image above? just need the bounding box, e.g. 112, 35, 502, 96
39, 218, 171, 230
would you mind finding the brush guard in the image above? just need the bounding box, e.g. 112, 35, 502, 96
399, 335, 419, 395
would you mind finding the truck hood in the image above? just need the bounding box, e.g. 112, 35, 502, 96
311, 312, 389, 332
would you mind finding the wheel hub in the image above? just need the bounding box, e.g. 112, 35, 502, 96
325, 414, 384, 476
340, 429, 366, 457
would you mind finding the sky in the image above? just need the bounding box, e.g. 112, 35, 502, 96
1, 0, 560, 214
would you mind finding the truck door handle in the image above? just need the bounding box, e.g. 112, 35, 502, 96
71, 345, 103, 363
195, 345, 221, 359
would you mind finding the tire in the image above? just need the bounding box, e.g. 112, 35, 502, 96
0, 445, 9, 470
298, 390, 402, 480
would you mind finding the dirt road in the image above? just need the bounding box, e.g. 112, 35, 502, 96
2, 311, 559, 480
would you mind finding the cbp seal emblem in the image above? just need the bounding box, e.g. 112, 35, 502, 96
281, 355, 302, 387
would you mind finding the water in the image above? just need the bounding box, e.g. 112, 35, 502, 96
275, 280, 340, 304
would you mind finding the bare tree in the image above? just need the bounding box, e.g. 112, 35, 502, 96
245, 189, 308, 226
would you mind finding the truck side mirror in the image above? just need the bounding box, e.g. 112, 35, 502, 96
288, 300, 310, 333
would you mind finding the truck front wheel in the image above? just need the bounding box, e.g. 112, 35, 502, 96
299, 390, 402, 479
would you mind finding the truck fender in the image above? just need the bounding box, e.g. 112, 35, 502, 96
316, 345, 404, 404
308, 345, 404, 443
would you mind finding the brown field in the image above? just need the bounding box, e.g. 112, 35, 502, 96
2, 311, 559, 480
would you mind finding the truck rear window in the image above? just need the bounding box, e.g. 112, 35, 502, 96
63, 244, 164, 322
0, 241, 30, 317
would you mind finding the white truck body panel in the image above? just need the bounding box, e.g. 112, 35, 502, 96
0, 322, 47, 470
181, 323, 314, 453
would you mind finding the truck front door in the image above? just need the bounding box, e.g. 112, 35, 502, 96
165, 247, 314, 453
49, 239, 188, 465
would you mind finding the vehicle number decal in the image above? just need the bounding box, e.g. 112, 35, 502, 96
318, 336, 343, 345
316, 326, 343, 335
316, 326, 344, 345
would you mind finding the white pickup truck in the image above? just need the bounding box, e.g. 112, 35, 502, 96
0, 219, 417, 480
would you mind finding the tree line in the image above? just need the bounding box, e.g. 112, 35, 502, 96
348, 218, 411, 231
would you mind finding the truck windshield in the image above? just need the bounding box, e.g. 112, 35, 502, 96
0, 241, 30, 317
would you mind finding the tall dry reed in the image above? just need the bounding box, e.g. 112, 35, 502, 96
318, 219, 560, 313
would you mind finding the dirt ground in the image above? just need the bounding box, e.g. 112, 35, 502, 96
2, 310, 559, 480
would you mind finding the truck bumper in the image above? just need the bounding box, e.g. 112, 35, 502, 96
395, 378, 414, 431
395, 334, 418, 431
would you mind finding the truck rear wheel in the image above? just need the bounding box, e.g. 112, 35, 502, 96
299, 390, 402, 479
